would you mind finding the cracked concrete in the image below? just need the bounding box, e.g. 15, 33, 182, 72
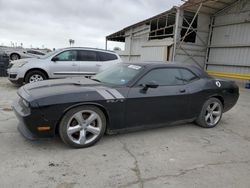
0, 77, 250, 188
119, 140, 143, 188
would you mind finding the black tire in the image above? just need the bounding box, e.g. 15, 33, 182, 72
24, 70, 47, 84
196, 98, 223, 128
59, 106, 106, 148
10, 53, 20, 61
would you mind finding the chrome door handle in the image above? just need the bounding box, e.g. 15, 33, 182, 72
72, 63, 77, 66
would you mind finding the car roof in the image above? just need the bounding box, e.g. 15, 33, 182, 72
122, 61, 209, 78
60, 47, 117, 54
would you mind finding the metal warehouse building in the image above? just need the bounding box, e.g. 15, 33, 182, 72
106, 0, 250, 83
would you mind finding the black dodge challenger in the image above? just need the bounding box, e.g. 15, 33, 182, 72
13, 62, 239, 148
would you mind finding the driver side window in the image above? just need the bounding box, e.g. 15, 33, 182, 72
55, 50, 77, 61
138, 68, 184, 86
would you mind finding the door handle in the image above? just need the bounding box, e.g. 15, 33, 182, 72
96, 64, 101, 67
72, 63, 77, 66
179, 89, 186, 93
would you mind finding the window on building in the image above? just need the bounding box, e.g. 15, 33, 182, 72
180, 11, 198, 43
148, 13, 176, 40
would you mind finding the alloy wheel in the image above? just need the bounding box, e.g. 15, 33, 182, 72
205, 101, 222, 127
29, 74, 44, 83
66, 110, 102, 145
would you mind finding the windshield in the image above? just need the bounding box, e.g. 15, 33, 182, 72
92, 64, 143, 86
39, 49, 61, 59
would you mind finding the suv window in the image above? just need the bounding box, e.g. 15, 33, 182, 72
179, 69, 198, 83
27, 50, 45, 55
98, 52, 118, 61
138, 68, 184, 86
55, 50, 77, 61
77, 50, 97, 61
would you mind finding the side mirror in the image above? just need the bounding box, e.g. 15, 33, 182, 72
141, 81, 159, 92
51, 57, 59, 62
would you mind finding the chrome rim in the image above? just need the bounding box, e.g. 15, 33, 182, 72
29, 74, 44, 83
205, 101, 222, 126
67, 110, 102, 145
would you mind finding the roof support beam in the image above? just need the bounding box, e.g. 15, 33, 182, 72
214, 0, 242, 16
172, 7, 180, 61
181, 0, 231, 8
178, 46, 203, 68
177, 2, 203, 49
181, 16, 207, 46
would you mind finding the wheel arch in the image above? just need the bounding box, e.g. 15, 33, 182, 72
10, 52, 21, 59
24, 68, 49, 80
55, 102, 110, 135
210, 95, 224, 107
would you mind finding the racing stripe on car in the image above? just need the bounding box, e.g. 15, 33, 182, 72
106, 89, 125, 99
96, 89, 115, 100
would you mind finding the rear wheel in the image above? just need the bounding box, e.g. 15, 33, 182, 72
25, 70, 47, 83
196, 98, 223, 128
59, 106, 106, 148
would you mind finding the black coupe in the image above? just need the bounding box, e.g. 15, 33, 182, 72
13, 62, 239, 148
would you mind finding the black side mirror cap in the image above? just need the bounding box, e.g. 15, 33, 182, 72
51, 57, 59, 62
141, 81, 159, 92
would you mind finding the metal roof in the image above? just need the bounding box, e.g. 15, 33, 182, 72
180, 0, 240, 15
106, 7, 177, 42
107, 0, 241, 42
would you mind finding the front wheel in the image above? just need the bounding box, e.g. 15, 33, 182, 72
59, 106, 106, 148
10, 53, 20, 61
24, 70, 47, 84
196, 98, 223, 128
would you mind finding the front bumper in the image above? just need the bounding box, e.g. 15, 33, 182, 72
12, 97, 55, 140
8, 76, 24, 85
7, 68, 24, 85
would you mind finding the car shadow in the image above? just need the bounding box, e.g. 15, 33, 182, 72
21, 122, 197, 150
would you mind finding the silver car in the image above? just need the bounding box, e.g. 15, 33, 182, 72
7, 47, 122, 84
5, 48, 46, 60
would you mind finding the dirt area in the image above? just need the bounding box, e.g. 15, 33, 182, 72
0, 77, 249, 188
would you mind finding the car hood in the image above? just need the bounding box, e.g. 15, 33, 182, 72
18, 77, 106, 104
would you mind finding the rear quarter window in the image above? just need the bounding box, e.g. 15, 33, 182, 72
98, 52, 118, 61
179, 68, 199, 83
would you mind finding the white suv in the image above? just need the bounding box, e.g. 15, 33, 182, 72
7, 47, 122, 84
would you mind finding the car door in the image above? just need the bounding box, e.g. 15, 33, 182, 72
77, 50, 99, 76
125, 67, 189, 128
50, 50, 79, 78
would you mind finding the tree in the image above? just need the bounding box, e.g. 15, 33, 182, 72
69, 39, 75, 46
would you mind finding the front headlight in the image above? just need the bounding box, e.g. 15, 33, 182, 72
18, 62, 28, 67
12, 61, 28, 68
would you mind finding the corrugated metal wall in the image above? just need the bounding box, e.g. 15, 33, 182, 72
141, 46, 165, 61
207, 1, 250, 76
175, 11, 210, 67
120, 25, 173, 62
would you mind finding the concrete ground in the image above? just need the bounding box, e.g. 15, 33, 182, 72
0, 77, 249, 188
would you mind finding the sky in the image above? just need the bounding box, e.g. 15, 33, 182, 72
0, 0, 181, 50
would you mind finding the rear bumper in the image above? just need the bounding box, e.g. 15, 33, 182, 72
12, 98, 55, 140
223, 90, 239, 113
